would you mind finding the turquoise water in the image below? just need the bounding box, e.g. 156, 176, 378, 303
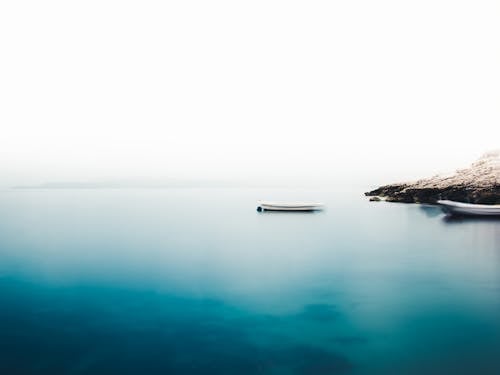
0, 188, 499, 374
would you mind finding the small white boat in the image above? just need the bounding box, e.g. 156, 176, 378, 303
437, 200, 500, 216
257, 201, 324, 212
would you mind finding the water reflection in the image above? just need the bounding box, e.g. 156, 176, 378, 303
418, 205, 442, 218
440, 214, 500, 251
256, 210, 323, 215
442, 215, 500, 224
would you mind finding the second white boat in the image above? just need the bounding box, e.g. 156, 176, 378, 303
437, 200, 500, 216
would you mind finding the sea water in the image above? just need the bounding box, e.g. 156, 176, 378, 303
0, 188, 499, 374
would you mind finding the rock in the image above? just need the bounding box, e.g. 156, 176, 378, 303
369, 196, 381, 202
365, 151, 500, 204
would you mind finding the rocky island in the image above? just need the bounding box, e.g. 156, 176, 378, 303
366, 151, 500, 204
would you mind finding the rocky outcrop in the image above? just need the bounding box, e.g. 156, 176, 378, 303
365, 151, 500, 204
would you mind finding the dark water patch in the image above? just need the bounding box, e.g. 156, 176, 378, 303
269, 345, 353, 374
0, 278, 354, 375
297, 303, 340, 322
330, 336, 368, 346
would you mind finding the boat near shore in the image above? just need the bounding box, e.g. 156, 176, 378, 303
437, 200, 500, 217
257, 201, 324, 212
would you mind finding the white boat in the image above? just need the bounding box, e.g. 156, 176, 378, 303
437, 200, 500, 216
257, 201, 324, 212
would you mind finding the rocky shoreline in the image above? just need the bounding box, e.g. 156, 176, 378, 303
365, 151, 500, 204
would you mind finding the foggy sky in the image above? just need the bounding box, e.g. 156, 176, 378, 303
1, 1, 499, 187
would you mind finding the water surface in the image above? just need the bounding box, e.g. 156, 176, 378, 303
0, 188, 499, 374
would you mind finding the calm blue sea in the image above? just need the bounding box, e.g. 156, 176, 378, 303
0, 188, 499, 375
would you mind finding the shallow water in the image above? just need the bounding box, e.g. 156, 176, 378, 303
0, 188, 499, 374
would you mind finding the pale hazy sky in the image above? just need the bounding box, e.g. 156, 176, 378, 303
0, 1, 499, 186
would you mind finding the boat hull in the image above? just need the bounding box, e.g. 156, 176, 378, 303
257, 201, 323, 212
437, 200, 500, 216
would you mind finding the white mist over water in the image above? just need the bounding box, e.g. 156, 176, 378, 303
0, 1, 499, 187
